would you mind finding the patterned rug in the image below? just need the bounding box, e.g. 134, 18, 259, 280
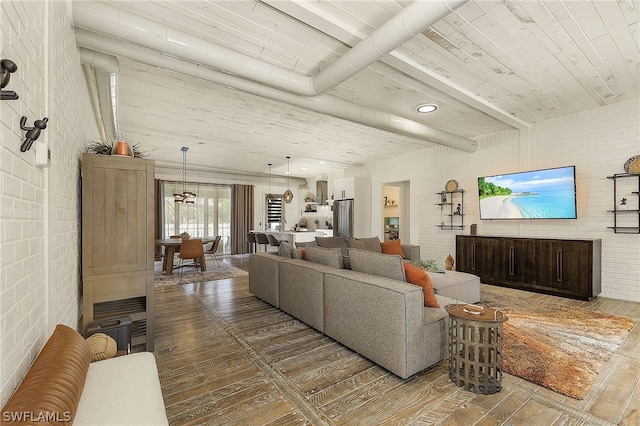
482, 288, 636, 399
154, 258, 248, 287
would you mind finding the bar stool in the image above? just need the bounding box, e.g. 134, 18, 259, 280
266, 234, 282, 248
255, 233, 270, 252
246, 232, 257, 254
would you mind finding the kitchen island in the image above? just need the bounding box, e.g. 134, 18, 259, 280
250, 229, 332, 248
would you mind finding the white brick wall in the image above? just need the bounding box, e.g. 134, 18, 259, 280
363, 100, 639, 302
1, 0, 98, 405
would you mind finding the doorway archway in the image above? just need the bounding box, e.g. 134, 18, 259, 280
383, 181, 410, 242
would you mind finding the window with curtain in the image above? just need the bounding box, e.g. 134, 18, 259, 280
161, 181, 232, 254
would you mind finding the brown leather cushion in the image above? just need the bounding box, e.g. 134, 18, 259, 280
1, 324, 91, 424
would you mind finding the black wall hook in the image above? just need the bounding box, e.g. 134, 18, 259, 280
20, 116, 48, 152
1, 59, 19, 100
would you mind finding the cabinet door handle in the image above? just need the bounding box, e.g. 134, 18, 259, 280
556, 250, 563, 281
509, 246, 514, 275
472, 244, 476, 270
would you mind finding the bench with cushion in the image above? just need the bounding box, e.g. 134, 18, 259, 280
1, 324, 168, 425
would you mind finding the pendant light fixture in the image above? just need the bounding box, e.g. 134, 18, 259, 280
266, 163, 275, 204
283, 156, 294, 204
174, 146, 196, 203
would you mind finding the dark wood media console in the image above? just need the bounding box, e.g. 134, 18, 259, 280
456, 235, 601, 301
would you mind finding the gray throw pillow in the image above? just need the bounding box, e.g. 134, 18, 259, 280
357, 236, 382, 253
296, 241, 318, 248
278, 242, 294, 258
347, 239, 366, 250
315, 236, 348, 256
347, 248, 405, 281
305, 246, 344, 269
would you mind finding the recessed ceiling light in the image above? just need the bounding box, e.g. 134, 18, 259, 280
416, 104, 438, 113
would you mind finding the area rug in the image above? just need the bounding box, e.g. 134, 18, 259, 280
154, 259, 248, 287
483, 291, 635, 399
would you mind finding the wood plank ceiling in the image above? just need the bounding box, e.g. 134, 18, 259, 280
74, 0, 639, 178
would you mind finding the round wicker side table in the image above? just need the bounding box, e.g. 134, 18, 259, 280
445, 304, 508, 394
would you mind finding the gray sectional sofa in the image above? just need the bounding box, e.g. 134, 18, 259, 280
248, 238, 481, 379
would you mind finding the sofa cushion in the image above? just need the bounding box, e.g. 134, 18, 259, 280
357, 236, 382, 253
427, 271, 481, 304
346, 239, 366, 250
278, 242, 295, 258
1, 324, 91, 424
347, 248, 405, 281
249, 253, 288, 307
279, 260, 328, 332
74, 352, 168, 426
315, 236, 348, 256
381, 239, 406, 258
403, 263, 440, 308
295, 241, 317, 248
305, 246, 344, 269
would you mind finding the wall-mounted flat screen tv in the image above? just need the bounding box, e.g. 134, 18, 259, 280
478, 165, 577, 219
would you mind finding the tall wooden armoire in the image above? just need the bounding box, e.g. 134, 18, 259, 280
81, 153, 155, 350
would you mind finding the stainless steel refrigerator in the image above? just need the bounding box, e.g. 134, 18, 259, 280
333, 199, 354, 238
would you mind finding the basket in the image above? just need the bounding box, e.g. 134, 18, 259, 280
624, 155, 640, 174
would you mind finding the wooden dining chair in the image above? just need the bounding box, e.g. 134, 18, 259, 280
203, 236, 222, 268
178, 238, 204, 276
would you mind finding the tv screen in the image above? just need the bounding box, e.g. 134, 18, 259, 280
478, 166, 577, 219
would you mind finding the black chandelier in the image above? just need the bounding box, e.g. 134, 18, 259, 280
174, 146, 196, 203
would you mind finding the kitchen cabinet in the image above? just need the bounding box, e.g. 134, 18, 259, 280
456, 235, 601, 301
333, 176, 370, 200
81, 154, 155, 350
332, 177, 371, 237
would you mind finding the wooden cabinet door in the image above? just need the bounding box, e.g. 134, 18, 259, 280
494, 238, 534, 286
456, 236, 497, 282
533, 240, 592, 298
82, 154, 155, 277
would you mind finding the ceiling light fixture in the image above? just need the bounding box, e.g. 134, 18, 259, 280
283, 156, 294, 204
416, 104, 438, 113
266, 163, 275, 204
174, 146, 196, 203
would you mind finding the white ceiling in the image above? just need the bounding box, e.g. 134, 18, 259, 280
73, 0, 640, 178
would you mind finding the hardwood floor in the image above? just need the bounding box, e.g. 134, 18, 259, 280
151, 256, 640, 425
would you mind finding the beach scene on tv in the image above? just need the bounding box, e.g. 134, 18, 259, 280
478, 167, 577, 219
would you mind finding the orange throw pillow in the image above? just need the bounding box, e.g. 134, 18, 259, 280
381, 239, 406, 258
403, 263, 440, 308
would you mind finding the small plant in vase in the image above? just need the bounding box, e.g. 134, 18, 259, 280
85, 137, 150, 158
413, 259, 440, 272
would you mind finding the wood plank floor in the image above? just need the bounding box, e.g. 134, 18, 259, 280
151, 256, 640, 425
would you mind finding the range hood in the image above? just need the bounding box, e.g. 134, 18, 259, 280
316, 180, 328, 205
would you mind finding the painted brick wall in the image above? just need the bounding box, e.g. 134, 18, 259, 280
363, 100, 639, 302
0, 0, 98, 405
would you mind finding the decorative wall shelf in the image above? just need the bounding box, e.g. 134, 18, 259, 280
607, 173, 640, 234
436, 189, 464, 230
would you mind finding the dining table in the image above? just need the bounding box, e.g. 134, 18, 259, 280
155, 237, 216, 275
